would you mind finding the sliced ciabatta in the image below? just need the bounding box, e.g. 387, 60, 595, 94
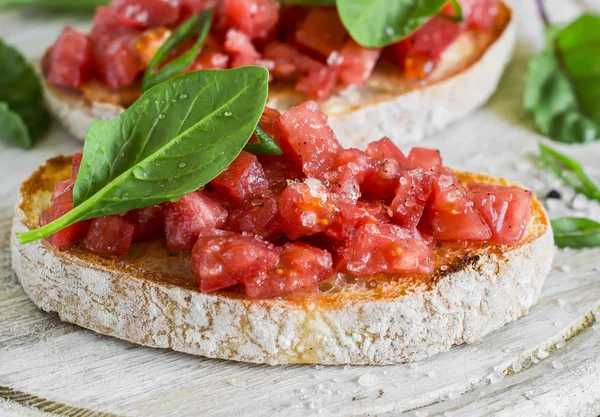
11, 155, 553, 365
41, 3, 515, 147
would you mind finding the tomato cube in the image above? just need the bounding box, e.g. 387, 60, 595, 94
90, 6, 145, 40
296, 65, 339, 101
468, 183, 533, 245
187, 50, 229, 71
40, 184, 90, 248
338, 40, 381, 86
273, 101, 342, 178
111, 0, 181, 28
94, 33, 143, 89
463, 0, 500, 30
47, 27, 93, 89
128, 204, 165, 241
84, 215, 135, 257
164, 192, 228, 251
72, 152, 83, 179
422, 173, 491, 241
222, 0, 280, 39
294, 8, 347, 58
408, 147, 443, 174
325, 149, 375, 199
211, 151, 269, 206
258, 154, 304, 192
361, 139, 408, 201
223, 28, 260, 67
390, 169, 436, 229
244, 243, 333, 298
192, 232, 280, 292
227, 194, 282, 239
263, 41, 321, 78
336, 224, 433, 275
325, 198, 388, 241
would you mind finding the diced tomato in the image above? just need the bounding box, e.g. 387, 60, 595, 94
468, 183, 533, 245
94, 33, 143, 89
325, 198, 388, 241
227, 193, 282, 239
365, 137, 408, 165
211, 151, 269, 206
179, 0, 217, 21
408, 147, 443, 174
294, 8, 347, 58
223, 28, 259, 67
47, 27, 93, 89
52, 179, 73, 200
278, 179, 337, 240
187, 50, 229, 71
273, 100, 342, 178
296, 65, 338, 101
72, 152, 83, 179
111, 0, 181, 28
136, 27, 171, 68
338, 40, 381, 86
422, 173, 491, 241
90, 6, 145, 40
258, 154, 304, 192
325, 148, 375, 199
390, 169, 435, 228
259, 107, 281, 135
84, 215, 135, 257
128, 205, 165, 241
244, 242, 333, 298
192, 232, 279, 292
263, 41, 321, 79
361, 138, 408, 200
462, 0, 500, 30
336, 223, 433, 275
163, 192, 228, 251
222, 0, 280, 39
40, 183, 90, 248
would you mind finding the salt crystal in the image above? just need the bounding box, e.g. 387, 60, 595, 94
448, 391, 461, 400
488, 371, 503, 384
229, 379, 246, 387
556, 340, 566, 349
333, 377, 341, 383
415, 411, 429, 417
344, 365, 351, 371
357, 373, 378, 387
536, 349, 549, 359
300, 388, 307, 394
558, 299, 567, 307
444, 412, 454, 417
571, 194, 589, 210
552, 360, 564, 369
531, 356, 539, 364
383, 370, 389, 376
512, 358, 523, 373
525, 390, 535, 399
560, 264, 572, 273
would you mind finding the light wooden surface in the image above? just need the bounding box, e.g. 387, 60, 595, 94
2, 1, 600, 416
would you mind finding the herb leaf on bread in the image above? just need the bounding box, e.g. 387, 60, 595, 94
18, 67, 269, 244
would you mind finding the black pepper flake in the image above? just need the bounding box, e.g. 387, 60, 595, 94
546, 189, 562, 200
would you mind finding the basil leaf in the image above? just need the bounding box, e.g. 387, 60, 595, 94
0, 102, 31, 148
0, 0, 109, 11
551, 217, 600, 248
438, 0, 463, 23
142, 8, 213, 92
337, 0, 447, 48
524, 14, 600, 143
0, 40, 50, 144
245, 125, 283, 155
18, 67, 269, 244
539, 143, 600, 201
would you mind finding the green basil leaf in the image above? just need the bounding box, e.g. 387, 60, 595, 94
245, 125, 283, 155
0, 102, 31, 148
337, 0, 447, 48
0, 0, 108, 11
551, 217, 600, 248
524, 14, 600, 143
142, 8, 213, 92
438, 0, 463, 23
18, 67, 269, 244
539, 143, 600, 201
0, 40, 50, 143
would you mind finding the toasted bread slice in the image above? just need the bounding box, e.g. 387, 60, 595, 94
41, 3, 515, 146
11, 156, 554, 365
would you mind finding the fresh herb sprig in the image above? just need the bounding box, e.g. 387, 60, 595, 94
247, 125, 283, 155
524, 0, 600, 143
142, 8, 213, 92
0, 40, 50, 148
18, 67, 270, 244
551, 217, 600, 249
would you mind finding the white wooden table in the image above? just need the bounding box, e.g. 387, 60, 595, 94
2, 1, 600, 416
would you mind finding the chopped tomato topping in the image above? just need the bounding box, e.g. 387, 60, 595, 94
227, 193, 282, 239
468, 183, 533, 245
457, 0, 500, 30
72, 152, 83, 178
40, 182, 90, 248
90, 6, 145, 40
164, 192, 228, 251
223, 28, 260, 67
263, 41, 321, 79
294, 8, 347, 58
93, 33, 143, 89
211, 151, 269, 206
84, 215, 135, 257
338, 40, 381, 86
192, 231, 280, 292
222, 0, 280, 39
390, 169, 436, 229
408, 147, 443, 174
47, 27, 93, 89
179, 0, 216, 21
362, 138, 408, 200
296, 65, 339, 101
111, 0, 181, 28
128, 205, 165, 241
325, 198, 388, 241
325, 148, 375, 200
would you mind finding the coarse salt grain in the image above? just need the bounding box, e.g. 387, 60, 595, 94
488, 371, 503, 384
536, 349, 549, 359
512, 358, 523, 372
552, 360, 564, 369
558, 299, 567, 307
357, 373, 378, 387
556, 340, 566, 349
560, 264, 572, 273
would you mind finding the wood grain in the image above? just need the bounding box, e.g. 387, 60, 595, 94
2, 0, 600, 415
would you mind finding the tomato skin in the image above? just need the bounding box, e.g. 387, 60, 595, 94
40, 182, 90, 248
294, 8, 347, 58
163, 192, 228, 251
244, 242, 333, 298
211, 151, 269, 206
192, 231, 280, 292
408, 147, 443, 174
468, 183, 533, 245
338, 40, 381, 86
93, 33, 143, 89
111, 0, 181, 28
222, 0, 280, 39
390, 169, 436, 229
84, 215, 135, 257
273, 100, 342, 178
47, 27, 93, 89
336, 223, 433, 275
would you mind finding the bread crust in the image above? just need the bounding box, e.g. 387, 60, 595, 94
11, 156, 554, 365
41, 3, 515, 146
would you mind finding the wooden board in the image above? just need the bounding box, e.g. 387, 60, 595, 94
2, 0, 600, 416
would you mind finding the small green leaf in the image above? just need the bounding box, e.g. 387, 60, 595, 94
524, 14, 600, 143
245, 125, 283, 155
337, 0, 447, 48
538, 143, 600, 202
18, 67, 269, 244
0, 102, 31, 148
551, 217, 600, 248
142, 8, 213, 92
0, 40, 50, 144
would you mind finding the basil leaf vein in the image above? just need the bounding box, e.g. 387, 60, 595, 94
551, 217, 600, 248
18, 67, 269, 244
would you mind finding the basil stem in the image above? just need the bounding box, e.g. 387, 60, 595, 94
142, 8, 213, 92
245, 124, 283, 155
539, 143, 600, 201
551, 217, 600, 248
438, 0, 463, 23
